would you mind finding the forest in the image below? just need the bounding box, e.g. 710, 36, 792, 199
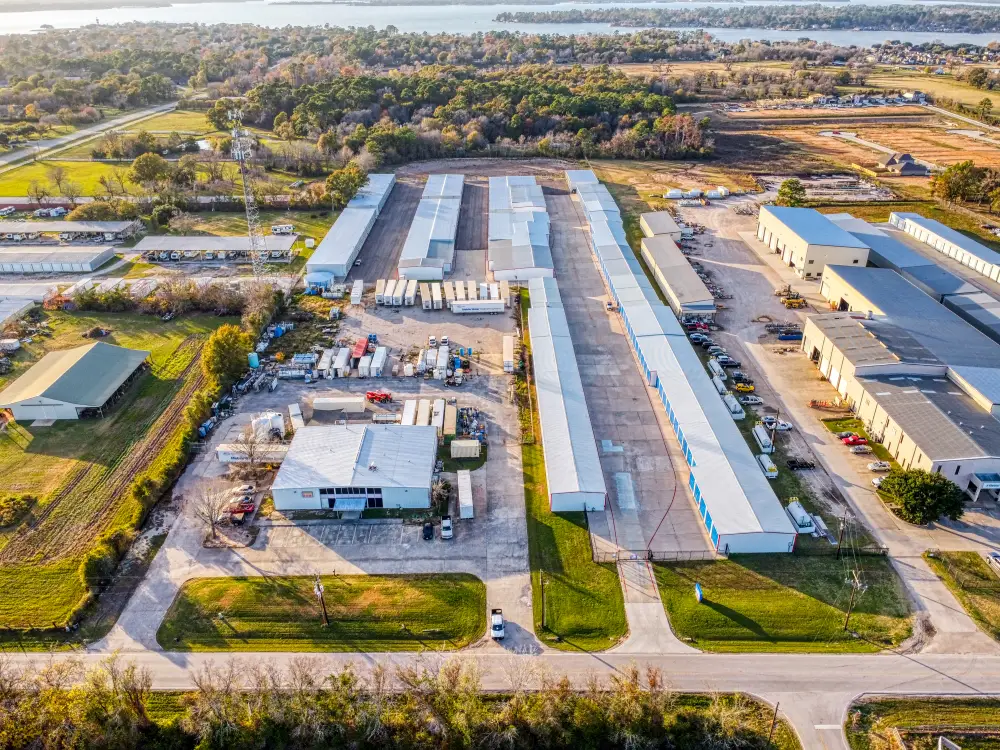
0, 656, 795, 750
494, 5, 1000, 32
208, 65, 713, 162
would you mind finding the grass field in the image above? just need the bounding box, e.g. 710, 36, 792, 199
0, 311, 226, 628
860, 72, 995, 109
822, 417, 896, 467
156, 574, 487, 651
125, 109, 220, 135
655, 556, 912, 653
846, 696, 1000, 750
926, 551, 1000, 642
520, 290, 627, 651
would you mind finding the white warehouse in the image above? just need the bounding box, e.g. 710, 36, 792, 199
306, 173, 395, 279
528, 276, 607, 512
890, 211, 1000, 283
271, 424, 438, 511
756, 206, 869, 280
0, 245, 116, 273
488, 176, 553, 280
397, 174, 463, 280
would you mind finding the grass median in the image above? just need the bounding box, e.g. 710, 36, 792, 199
520, 289, 627, 651
655, 555, 911, 653
925, 551, 1000, 642
156, 573, 487, 651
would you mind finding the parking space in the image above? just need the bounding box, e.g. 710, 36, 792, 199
545, 184, 711, 557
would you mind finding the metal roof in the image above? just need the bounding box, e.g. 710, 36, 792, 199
566, 169, 600, 190
399, 176, 463, 270
423, 174, 465, 199
271, 424, 437, 491
309, 207, 377, 273
760, 206, 870, 249
943, 292, 1000, 345
824, 265, 1000, 369
892, 212, 1000, 270
527, 277, 607, 499
902, 265, 978, 300
0, 220, 138, 234
859, 375, 1000, 461
640, 236, 715, 312
135, 236, 296, 252
828, 215, 934, 271
0, 246, 115, 265
349, 173, 396, 210
0, 296, 34, 327
0, 342, 149, 408
488, 176, 551, 273
640, 211, 682, 237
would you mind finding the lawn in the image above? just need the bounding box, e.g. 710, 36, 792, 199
655, 556, 912, 653
520, 289, 627, 651
124, 109, 221, 135
183, 208, 337, 260
156, 574, 487, 651
0, 160, 124, 197
925, 551, 1000, 642
822, 417, 897, 467
0, 310, 227, 629
846, 696, 1000, 750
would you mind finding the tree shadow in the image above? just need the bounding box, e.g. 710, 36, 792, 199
701, 599, 770, 639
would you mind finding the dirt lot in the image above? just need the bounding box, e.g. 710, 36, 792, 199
853, 125, 1000, 168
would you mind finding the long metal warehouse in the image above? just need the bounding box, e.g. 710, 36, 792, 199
890, 211, 1000, 283
135, 235, 297, 258
570, 169, 797, 554
488, 175, 553, 281
0, 219, 142, 239
527, 276, 607, 512
639, 235, 716, 316
0, 245, 116, 273
306, 173, 396, 278
397, 174, 463, 280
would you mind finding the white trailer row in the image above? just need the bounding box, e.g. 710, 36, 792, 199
350, 279, 364, 305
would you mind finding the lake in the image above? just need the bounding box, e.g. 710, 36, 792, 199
1, 0, 998, 45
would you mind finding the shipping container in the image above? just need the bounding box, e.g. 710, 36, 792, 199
444, 404, 457, 437
332, 347, 351, 377
350, 278, 364, 305
372, 412, 400, 423
375, 279, 386, 304
451, 440, 481, 458
382, 279, 397, 306
443, 281, 455, 308
458, 469, 474, 519
432, 283, 443, 310
371, 346, 388, 376
490, 283, 500, 301
401, 399, 417, 426
416, 348, 427, 374
358, 355, 373, 378
288, 403, 305, 431
391, 281, 405, 306
313, 396, 366, 413
467, 280, 478, 300
431, 398, 445, 436
723, 393, 745, 419
351, 338, 368, 363
455, 280, 467, 302
405, 279, 418, 306
452, 300, 505, 315
426, 348, 438, 368
317, 348, 335, 378
752, 423, 774, 454
435, 345, 450, 379
479, 282, 488, 300
499, 280, 511, 306
420, 282, 432, 310
416, 399, 432, 426
503, 335, 515, 373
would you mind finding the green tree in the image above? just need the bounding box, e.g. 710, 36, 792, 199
980, 97, 995, 119
325, 163, 368, 210
273, 111, 289, 129
317, 130, 338, 154
879, 468, 965, 525
931, 160, 984, 204
775, 178, 806, 207
201, 324, 253, 387
968, 67, 990, 89
127, 152, 171, 187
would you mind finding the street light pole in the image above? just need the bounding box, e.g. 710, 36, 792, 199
541, 576, 547, 630
314, 575, 329, 627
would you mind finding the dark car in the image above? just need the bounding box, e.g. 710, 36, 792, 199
699, 340, 716, 349
732, 373, 754, 385
422, 522, 434, 540
786, 458, 816, 470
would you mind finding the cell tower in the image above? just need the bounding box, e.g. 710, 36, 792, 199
228, 109, 269, 278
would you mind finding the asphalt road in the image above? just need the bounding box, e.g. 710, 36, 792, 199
346, 176, 423, 282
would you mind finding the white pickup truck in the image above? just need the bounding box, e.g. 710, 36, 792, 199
490, 608, 505, 640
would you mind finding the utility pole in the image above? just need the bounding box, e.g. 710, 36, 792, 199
835, 508, 848, 560
768, 701, 780, 743
844, 569, 866, 631
541, 575, 547, 630
313, 575, 329, 627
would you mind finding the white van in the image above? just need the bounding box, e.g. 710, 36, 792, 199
271, 224, 294, 235
757, 453, 778, 479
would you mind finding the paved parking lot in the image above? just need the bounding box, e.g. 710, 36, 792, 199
346, 176, 423, 282
545, 185, 711, 559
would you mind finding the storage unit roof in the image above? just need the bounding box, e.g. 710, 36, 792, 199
828, 214, 934, 270
943, 292, 1000, 345
135, 235, 297, 252
640, 211, 682, 237
0, 220, 137, 234
399, 196, 461, 267
566, 169, 600, 190
761, 206, 869, 249
348, 173, 396, 210
488, 175, 551, 273
309, 206, 377, 270
423, 173, 465, 200
0, 296, 34, 327
893, 212, 1000, 268
0, 341, 149, 408
272, 424, 437, 491
901, 264, 979, 299
0, 246, 115, 265
640, 236, 715, 310
527, 277, 607, 499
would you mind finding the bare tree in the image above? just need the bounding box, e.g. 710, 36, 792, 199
26, 179, 49, 207
61, 180, 82, 206
189, 481, 233, 540
111, 165, 130, 196
46, 164, 67, 195
98, 174, 121, 199
231, 422, 272, 476
168, 211, 199, 233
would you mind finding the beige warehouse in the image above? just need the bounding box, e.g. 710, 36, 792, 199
756, 206, 869, 280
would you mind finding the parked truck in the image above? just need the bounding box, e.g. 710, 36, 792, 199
452, 300, 505, 315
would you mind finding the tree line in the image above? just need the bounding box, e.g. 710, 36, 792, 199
494, 5, 1000, 32
0, 656, 794, 750
931, 160, 1000, 212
